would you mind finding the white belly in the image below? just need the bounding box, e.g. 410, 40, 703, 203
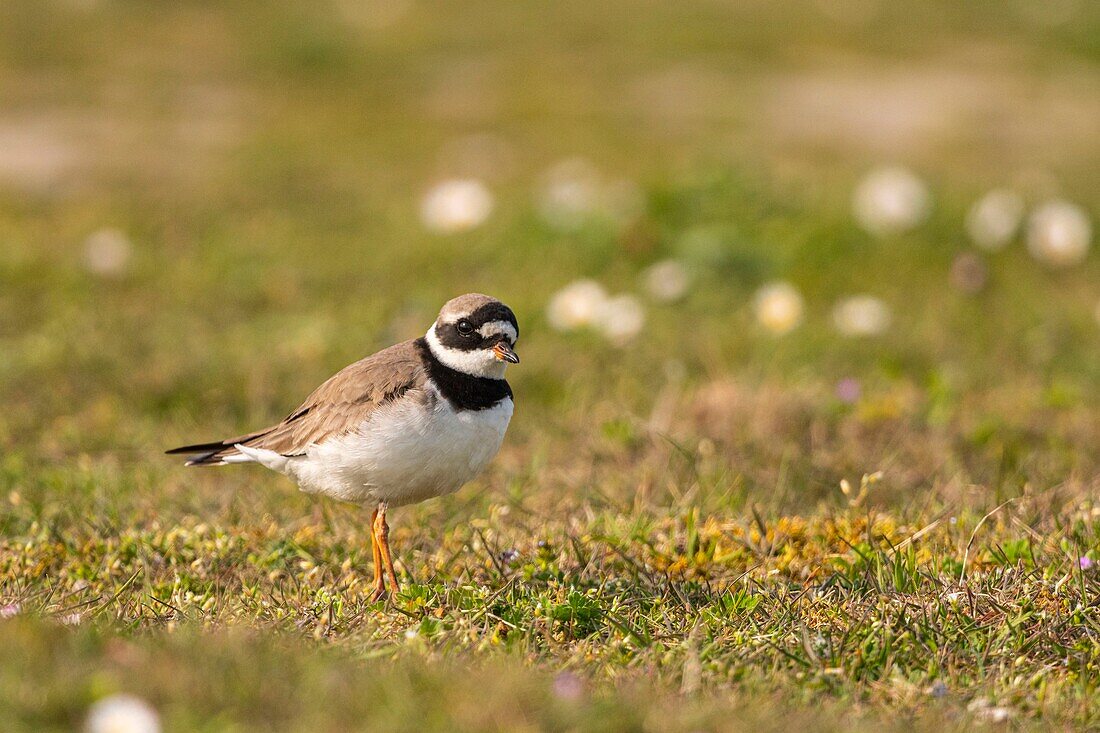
279, 393, 513, 506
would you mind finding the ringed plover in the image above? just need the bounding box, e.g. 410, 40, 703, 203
167, 293, 519, 601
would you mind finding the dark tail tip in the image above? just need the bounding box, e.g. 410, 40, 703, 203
167, 440, 230, 466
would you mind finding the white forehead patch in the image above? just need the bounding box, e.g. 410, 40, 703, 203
477, 320, 518, 343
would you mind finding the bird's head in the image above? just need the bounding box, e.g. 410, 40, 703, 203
425, 293, 519, 379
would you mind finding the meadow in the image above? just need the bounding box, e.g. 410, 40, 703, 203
2, 0, 1099, 729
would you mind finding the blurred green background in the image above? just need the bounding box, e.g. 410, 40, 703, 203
3, 0, 1098, 511
2, 0, 1099, 729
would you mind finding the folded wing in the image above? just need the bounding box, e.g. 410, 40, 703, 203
166, 340, 426, 466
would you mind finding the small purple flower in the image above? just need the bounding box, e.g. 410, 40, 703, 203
835, 378, 862, 404
552, 671, 584, 702
499, 549, 520, 564
0, 603, 21, 619
949, 253, 988, 295
1079, 556, 1094, 570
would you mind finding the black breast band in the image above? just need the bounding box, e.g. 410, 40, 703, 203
415, 338, 512, 410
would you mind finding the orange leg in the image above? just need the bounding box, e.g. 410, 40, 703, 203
369, 507, 386, 602
373, 502, 400, 599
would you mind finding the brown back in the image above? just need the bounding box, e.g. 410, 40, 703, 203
170, 339, 427, 463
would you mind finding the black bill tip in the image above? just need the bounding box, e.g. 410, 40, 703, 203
492, 342, 520, 364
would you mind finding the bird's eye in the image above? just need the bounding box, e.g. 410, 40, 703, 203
456, 320, 475, 336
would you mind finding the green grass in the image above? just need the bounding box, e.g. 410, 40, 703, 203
2, 0, 1100, 729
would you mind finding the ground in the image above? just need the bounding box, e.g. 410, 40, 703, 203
2, 0, 1100, 730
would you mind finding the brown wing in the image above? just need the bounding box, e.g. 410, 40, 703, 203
167, 339, 426, 465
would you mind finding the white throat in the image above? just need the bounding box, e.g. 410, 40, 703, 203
425, 326, 509, 379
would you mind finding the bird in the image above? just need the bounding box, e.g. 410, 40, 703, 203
167, 293, 519, 601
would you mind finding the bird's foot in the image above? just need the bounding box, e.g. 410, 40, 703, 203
370, 583, 393, 604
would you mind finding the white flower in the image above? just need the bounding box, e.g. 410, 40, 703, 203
982, 707, 1013, 724
547, 281, 645, 343
535, 158, 646, 231
594, 294, 646, 345
419, 179, 494, 234
1027, 200, 1091, 268
535, 158, 602, 231
642, 259, 691, 302
967, 698, 1014, 724
832, 295, 891, 337
752, 282, 804, 335
82, 228, 133, 278
852, 166, 931, 236
546, 280, 609, 331
85, 694, 161, 733
966, 189, 1024, 251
